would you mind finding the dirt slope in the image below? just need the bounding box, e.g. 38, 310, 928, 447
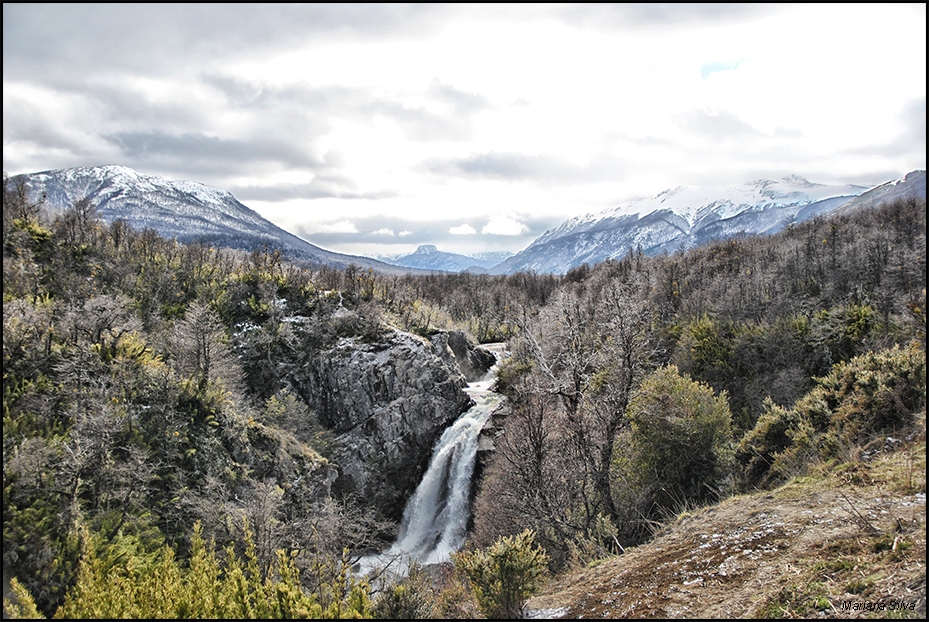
526, 442, 926, 619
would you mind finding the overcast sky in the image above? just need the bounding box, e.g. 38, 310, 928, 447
3, 4, 926, 257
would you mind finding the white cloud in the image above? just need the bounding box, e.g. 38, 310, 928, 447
371, 227, 394, 235
482, 215, 528, 236
320, 220, 358, 234
449, 223, 477, 235
399, 230, 413, 236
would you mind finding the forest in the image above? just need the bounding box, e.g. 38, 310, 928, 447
3, 173, 926, 618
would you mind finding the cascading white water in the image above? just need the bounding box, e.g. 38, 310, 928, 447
357, 344, 507, 576
390, 376, 503, 564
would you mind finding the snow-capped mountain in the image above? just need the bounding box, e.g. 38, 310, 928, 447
11, 165, 424, 275
376, 245, 514, 273
491, 172, 925, 275
832, 170, 926, 215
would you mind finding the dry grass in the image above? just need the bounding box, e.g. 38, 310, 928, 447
526, 433, 926, 619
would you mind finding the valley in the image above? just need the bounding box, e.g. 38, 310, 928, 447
3, 170, 925, 619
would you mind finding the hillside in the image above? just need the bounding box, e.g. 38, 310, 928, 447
492, 171, 925, 275
3, 173, 925, 618
10, 165, 426, 275
527, 432, 926, 619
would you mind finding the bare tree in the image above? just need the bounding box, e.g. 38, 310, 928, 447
512, 273, 659, 525
171, 302, 242, 391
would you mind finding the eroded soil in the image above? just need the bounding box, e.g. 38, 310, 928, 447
526, 448, 926, 619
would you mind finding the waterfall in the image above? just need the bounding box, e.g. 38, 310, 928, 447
357, 344, 506, 576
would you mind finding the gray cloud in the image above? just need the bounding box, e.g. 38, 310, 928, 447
366, 100, 475, 142
841, 98, 926, 160
200, 74, 272, 108
890, 97, 926, 156
75, 80, 210, 129
103, 130, 325, 177
453, 152, 546, 179
426, 151, 631, 184
428, 79, 492, 115
902, 98, 927, 153
2, 73, 330, 179
3, 4, 442, 83
2, 97, 98, 161
427, 152, 564, 181
201, 76, 360, 112
200, 75, 483, 143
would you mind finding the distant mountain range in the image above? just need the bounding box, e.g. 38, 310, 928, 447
489, 171, 926, 275
375, 245, 514, 273
11, 166, 925, 276
10, 165, 426, 275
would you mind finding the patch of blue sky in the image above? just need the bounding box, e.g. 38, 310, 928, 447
700, 60, 744, 79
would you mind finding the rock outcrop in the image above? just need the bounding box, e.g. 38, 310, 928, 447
292, 327, 474, 521
431, 330, 497, 382
474, 398, 511, 491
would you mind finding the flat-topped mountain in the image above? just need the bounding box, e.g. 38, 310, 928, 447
376, 244, 514, 273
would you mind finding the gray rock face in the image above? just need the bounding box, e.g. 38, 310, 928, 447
293, 328, 473, 521
431, 330, 497, 382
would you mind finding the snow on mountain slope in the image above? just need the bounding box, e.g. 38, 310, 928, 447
832, 170, 926, 215
490, 173, 923, 275
22, 165, 294, 240
535, 176, 867, 248
12, 165, 425, 275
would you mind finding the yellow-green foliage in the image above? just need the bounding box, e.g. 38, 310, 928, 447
813, 343, 926, 455
3, 578, 44, 620
453, 529, 549, 619
675, 315, 735, 382
738, 342, 926, 487
5, 522, 372, 619
736, 400, 807, 487
492, 356, 533, 394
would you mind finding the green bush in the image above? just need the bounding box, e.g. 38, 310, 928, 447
674, 315, 736, 385
806, 304, 876, 376
736, 342, 926, 487
3, 579, 44, 620
736, 399, 804, 487
813, 342, 926, 457
492, 356, 532, 394
453, 529, 549, 619
622, 365, 735, 514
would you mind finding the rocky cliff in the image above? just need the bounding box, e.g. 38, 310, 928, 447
431, 330, 498, 383
291, 326, 495, 522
